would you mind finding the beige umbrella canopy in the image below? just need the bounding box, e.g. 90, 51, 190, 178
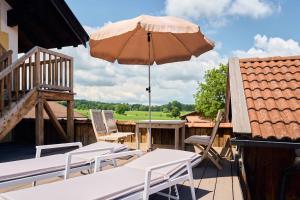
90, 15, 214, 150
90, 15, 214, 65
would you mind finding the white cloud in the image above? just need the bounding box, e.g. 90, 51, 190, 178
165, 0, 278, 26
233, 34, 300, 58
165, 0, 231, 20
229, 0, 274, 18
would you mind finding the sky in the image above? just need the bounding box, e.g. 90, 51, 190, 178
61, 0, 300, 105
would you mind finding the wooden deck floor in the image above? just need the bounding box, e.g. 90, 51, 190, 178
0, 144, 244, 199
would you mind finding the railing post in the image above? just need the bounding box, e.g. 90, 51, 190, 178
34, 48, 41, 88
69, 58, 73, 92
7, 55, 12, 109
35, 96, 44, 145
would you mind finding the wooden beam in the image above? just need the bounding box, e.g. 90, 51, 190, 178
0, 89, 38, 141
67, 100, 74, 142
43, 100, 67, 141
228, 57, 251, 134
35, 97, 44, 145
40, 90, 74, 101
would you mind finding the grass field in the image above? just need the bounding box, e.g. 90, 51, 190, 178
75, 110, 190, 121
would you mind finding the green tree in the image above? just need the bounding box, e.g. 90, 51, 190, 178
170, 107, 181, 118
194, 64, 228, 119
115, 104, 129, 115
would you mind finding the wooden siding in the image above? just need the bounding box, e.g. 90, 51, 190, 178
243, 147, 300, 200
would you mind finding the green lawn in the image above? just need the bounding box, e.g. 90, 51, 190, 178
75, 110, 190, 121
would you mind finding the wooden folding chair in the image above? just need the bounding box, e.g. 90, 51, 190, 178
90, 110, 134, 143
184, 110, 223, 169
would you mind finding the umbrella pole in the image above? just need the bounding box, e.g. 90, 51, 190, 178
147, 32, 152, 151
148, 64, 152, 151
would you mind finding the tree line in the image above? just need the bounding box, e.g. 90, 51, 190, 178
60, 100, 195, 117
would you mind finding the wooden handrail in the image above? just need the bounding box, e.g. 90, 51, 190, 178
0, 47, 38, 80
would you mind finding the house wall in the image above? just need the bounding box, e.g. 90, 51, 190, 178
243, 146, 300, 200
0, 0, 18, 60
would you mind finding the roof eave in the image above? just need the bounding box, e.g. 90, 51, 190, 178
50, 0, 89, 47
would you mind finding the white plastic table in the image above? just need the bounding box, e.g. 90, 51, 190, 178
135, 120, 186, 150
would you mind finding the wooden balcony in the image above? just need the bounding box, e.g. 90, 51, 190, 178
0, 46, 74, 145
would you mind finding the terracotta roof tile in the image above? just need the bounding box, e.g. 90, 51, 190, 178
239, 55, 300, 140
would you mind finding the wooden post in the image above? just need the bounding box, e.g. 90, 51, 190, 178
69, 59, 73, 90
181, 125, 185, 150
34, 49, 40, 87
175, 127, 179, 150
35, 97, 44, 145
44, 100, 67, 141
67, 100, 74, 142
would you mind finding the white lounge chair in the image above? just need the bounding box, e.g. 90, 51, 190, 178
0, 149, 202, 200
184, 110, 223, 169
90, 109, 134, 143
0, 141, 127, 189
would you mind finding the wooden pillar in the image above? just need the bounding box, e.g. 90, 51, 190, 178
67, 100, 74, 142
35, 97, 44, 145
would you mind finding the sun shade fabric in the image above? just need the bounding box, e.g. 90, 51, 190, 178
0, 142, 126, 182
90, 15, 214, 65
1, 149, 201, 200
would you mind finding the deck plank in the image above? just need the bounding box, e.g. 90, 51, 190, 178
179, 160, 209, 200
232, 159, 244, 200
197, 161, 218, 200
213, 160, 233, 200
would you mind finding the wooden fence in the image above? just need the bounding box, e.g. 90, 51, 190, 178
11, 119, 233, 149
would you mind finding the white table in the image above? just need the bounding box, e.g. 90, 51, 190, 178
135, 120, 186, 150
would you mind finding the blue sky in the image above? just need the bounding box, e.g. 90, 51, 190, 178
62, 0, 300, 104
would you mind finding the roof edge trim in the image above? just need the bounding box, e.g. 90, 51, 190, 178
229, 57, 251, 134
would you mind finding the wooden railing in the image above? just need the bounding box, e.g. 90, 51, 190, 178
0, 46, 73, 116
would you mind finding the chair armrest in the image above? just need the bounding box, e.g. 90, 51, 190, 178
64, 147, 115, 179
94, 150, 143, 173
35, 142, 83, 158
142, 158, 194, 200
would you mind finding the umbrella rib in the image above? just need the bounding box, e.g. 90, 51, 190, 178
170, 33, 193, 56
115, 27, 139, 61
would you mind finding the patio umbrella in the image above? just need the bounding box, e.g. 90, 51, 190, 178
89, 15, 214, 150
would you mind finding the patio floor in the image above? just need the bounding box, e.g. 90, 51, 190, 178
0, 144, 244, 199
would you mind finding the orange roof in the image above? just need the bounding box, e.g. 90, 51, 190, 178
236, 55, 300, 140
24, 102, 86, 119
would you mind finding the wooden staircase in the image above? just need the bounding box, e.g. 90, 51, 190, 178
0, 47, 74, 144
